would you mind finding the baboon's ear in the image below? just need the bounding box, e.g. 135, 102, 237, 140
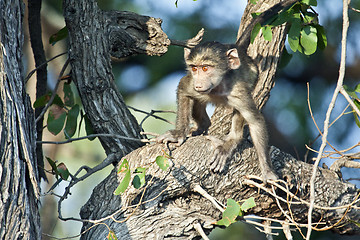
184, 48, 192, 60
227, 48, 241, 69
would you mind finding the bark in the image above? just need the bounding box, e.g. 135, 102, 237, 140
63, 4, 142, 157
59, 0, 360, 239
81, 139, 360, 239
63, 0, 172, 158
0, 0, 41, 239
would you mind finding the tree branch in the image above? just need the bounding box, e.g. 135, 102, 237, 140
306, 0, 350, 239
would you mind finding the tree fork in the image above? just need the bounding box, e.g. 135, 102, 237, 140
60, 0, 360, 239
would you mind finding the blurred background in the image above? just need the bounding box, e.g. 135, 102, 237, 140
24, 0, 360, 239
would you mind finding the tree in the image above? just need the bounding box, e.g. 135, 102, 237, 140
0, 1, 41, 239
1, 0, 359, 239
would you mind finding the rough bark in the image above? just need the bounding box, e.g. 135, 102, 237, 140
63, 1, 152, 158
0, 0, 41, 239
81, 139, 360, 239
58, 0, 360, 239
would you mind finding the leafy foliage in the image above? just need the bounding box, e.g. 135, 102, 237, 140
251, 0, 326, 57
49, 26, 68, 45
155, 156, 170, 171
114, 153, 171, 195
33, 82, 93, 139
216, 197, 256, 227
46, 157, 70, 181
343, 84, 360, 128
114, 159, 131, 195
133, 167, 147, 189
107, 230, 118, 240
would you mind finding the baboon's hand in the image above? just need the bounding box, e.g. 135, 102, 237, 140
156, 130, 186, 146
207, 136, 237, 172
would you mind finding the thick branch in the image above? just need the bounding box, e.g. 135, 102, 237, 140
64, 1, 145, 157
80, 138, 360, 239
62, 0, 360, 239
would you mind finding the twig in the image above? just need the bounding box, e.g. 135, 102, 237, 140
304, 103, 351, 162
170, 28, 205, 48
306, 1, 350, 238
306, 83, 344, 157
281, 220, 293, 240
57, 153, 119, 221
38, 133, 148, 145
340, 86, 360, 117
330, 157, 360, 172
140, 131, 159, 137
127, 105, 175, 126
271, 185, 305, 239
193, 184, 225, 212
350, 6, 360, 13
35, 58, 70, 123
243, 215, 325, 228
245, 176, 360, 211
25, 51, 67, 83
264, 220, 274, 240
193, 222, 210, 240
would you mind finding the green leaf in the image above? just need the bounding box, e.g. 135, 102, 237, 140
84, 114, 95, 140
114, 159, 131, 195
33, 92, 64, 108
316, 25, 327, 50
117, 159, 130, 173
240, 197, 256, 212
262, 26, 273, 41
279, 47, 293, 68
355, 84, 360, 93
47, 106, 66, 135
343, 85, 359, 99
49, 26, 68, 45
46, 157, 58, 174
63, 83, 74, 107
52, 94, 65, 107
33, 92, 51, 108
303, 12, 317, 24
300, 25, 318, 55
114, 170, 131, 195
156, 156, 170, 171
288, 15, 301, 52
353, 100, 360, 128
301, 0, 317, 6
270, 9, 293, 27
216, 199, 241, 227
107, 230, 118, 240
64, 104, 80, 138
250, 0, 258, 4
250, 22, 262, 44
135, 167, 146, 173
57, 162, 70, 180
133, 167, 146, 188
133, 172, 146, 189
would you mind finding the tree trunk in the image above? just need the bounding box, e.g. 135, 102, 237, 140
59, 0, 360, 239
0, 0, 41, 239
